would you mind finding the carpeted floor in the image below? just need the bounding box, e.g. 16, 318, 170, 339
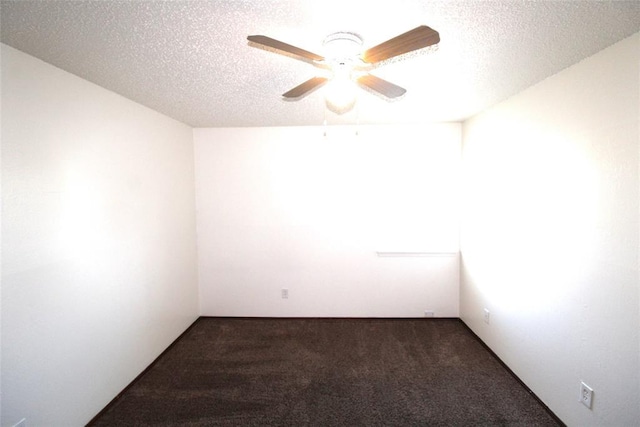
90, 318, 562, 426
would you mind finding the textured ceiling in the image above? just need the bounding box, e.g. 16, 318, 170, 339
2, 1, 640, 127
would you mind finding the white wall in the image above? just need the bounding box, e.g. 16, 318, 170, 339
1, 44, 199, 426
195, 125, 460, 317
460, 33, 639, 426
0, 42, 4, 425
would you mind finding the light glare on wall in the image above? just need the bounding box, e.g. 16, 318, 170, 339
462, 122, 599, 311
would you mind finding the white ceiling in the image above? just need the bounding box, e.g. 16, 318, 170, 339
2, 1, 640, 128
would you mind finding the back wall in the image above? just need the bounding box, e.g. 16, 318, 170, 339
194, 124, 461, 317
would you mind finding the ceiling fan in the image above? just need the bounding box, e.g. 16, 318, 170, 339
247, 25, 440, 109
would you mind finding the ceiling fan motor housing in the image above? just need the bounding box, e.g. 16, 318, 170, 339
323, 32, 363, 64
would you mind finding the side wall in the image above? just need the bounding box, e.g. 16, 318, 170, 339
195, 125, 461, 318
1, 44, 199, 426
460, 33, 640, 425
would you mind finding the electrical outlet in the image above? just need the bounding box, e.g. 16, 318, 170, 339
483, 308, 490, 324
579, 381, 593, 409
424, 310, 435, 318
281, 288, 289, 299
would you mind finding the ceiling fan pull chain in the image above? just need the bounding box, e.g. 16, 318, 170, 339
323, 107, 328, 138
355, 94, 360, 136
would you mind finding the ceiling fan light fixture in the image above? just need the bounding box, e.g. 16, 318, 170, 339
320, 32, 364, 114
325, 76, 357, 115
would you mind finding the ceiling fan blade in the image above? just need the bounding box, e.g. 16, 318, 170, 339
282, 76, 328, 99
361, 25, 440, 64
247, 35, 325, 62
357, 74, 406, 99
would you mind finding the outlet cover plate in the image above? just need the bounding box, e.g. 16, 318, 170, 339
580, 381, 593, 409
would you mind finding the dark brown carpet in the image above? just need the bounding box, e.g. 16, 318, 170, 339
90, 318, 562, 426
